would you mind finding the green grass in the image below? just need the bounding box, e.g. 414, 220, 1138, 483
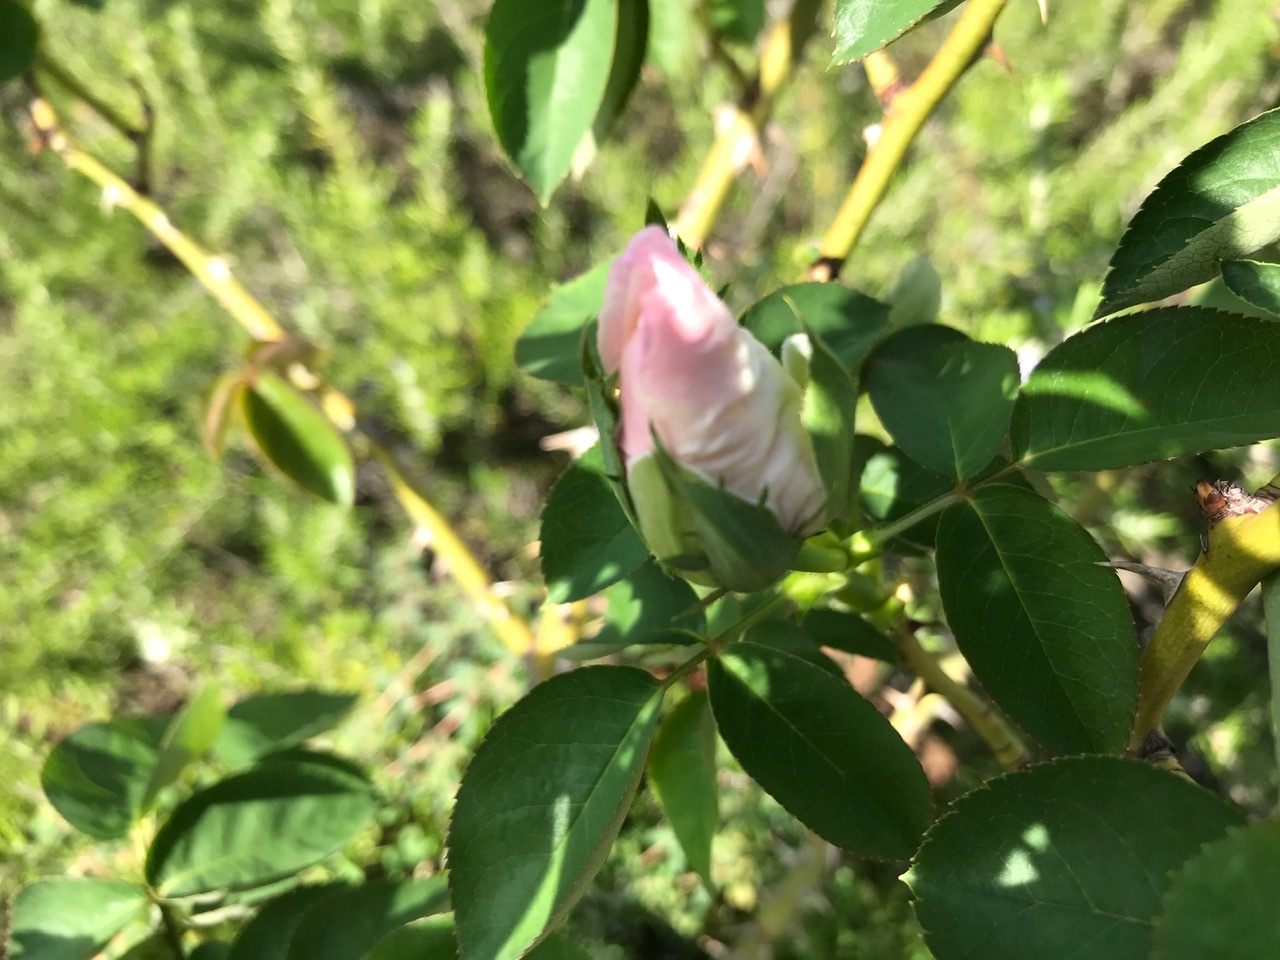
2, 0, 1277, 952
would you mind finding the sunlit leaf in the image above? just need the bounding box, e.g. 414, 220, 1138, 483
832, 0, 961, 64
908, 757, 1245, 960
648, 691, 717, 889
448, 666, 664, 960
1012, 307, 1280, 470
1096, 107, 1280, 318
8, 879, 150, 960
1221, 259, 1280, 316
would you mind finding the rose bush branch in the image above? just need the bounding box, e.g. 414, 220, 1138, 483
25, 95, 539, 660
810, 0, 1010, 280
673, 0, 824, 249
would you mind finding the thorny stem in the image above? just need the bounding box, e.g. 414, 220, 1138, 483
673, 0, 824, 248
28, 96, 539, 660
809, 0, 1010, 279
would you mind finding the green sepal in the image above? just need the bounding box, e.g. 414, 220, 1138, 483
641, 440, 803, 592
580, 324, 639, 528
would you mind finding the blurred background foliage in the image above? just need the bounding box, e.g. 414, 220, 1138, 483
2, 0, 1279, 955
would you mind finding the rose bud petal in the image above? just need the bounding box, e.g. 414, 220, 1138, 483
597, 227, 828, 587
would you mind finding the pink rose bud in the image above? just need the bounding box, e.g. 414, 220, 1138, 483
598, 227, 827, 584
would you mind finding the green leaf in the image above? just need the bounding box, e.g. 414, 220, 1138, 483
483, 0, 618, 203
858, 438, 953, 554
1011, 307, 1280, 471
286, 879, 449, 960
215, 690, 359, 769
832, 0, 960, 64
708, 0, 764, 45
646, 0, 691, 74
190, 944, 233, 960
204, 372, 245, 457
745, 617, 845, 677
1152, 820, 1280, 960
907, 757, 1246, 960
1221, 259, 1280, 316
0, 0, 38, 86
801, 329, 858, 527
361, 915, 458, 960
935, 484, 1137, 754
1096, 107, 1280, 318
866, 326, 1020, 481
707, 641, 931, 858
593, 560, 705, 646
740, 283, 889, 370
541, 444, 649, 602
526, 933, 593, 960
580, 0, 647, 155
8, 879, 150, 960
226, 884, 351, 960
141, 685, 226, 812
146, 759, 375, 898
515, 260, 612, 385
41, 716, 166, 839
886, 256, 943, 328
799, 608, 899, 663
241, 372, 354, 506
448, 666, 664, 960
648, 691, 717, 889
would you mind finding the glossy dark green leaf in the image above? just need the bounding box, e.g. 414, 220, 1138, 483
745, 618, 845, 677
0, 0, 37, 85
1153, 820, 1280, 960
832, 0, 960, 64
708, 0, 764, 44
541, 444, 649, 602
448, 666, 664, 960
1011, 307, 1280, 470
361, 915, 458, 960
648, 692, 717, 889
935, 484, 1137, 754
215, 690, 358, 770
226, 884, 351, 960
799, 607, 899, 663
707, 641, 930, 858
286, 879, 449, 960
241, 372, 354, 506
740, 283, 889, 370
1096, 107, 1280, 318
908, 757, 1246, 960
1221, 259, 1280, 316
41, 716, 166, 839
593, 560, 704, 646
866, 326, 1020, 481
515, 261, 611, 385
484, 0, 617, 203
801, 330, 858, 527
141, 685, 226, 811
146, 759, 375, 897
8, 879, 150, 960
857, 438, 953, 554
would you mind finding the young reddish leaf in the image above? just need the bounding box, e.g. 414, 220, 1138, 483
240, 371, 355, 506
908, 757, 1245, 960
648, 691, 717, 889
448, 666, 664, 960
935, 484, 1137, 755
707, 641, 931, 858
1096, 107, 1280, 318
